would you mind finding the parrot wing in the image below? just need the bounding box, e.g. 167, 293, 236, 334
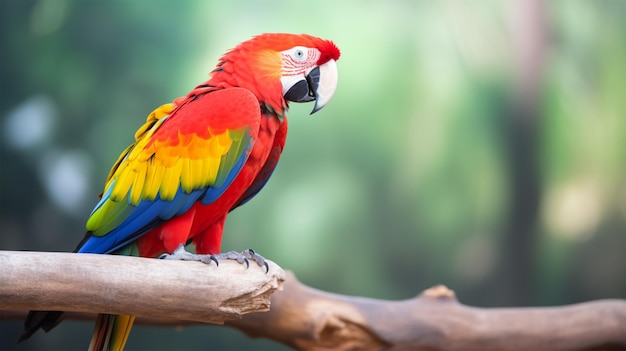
231, 144, 282, 210
78, 88, 261, 254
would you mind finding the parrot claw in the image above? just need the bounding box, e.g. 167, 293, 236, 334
159, 244, 219, 266
246, 249, 270, 273
159, 245, 269, 273
212, 249, 269, 273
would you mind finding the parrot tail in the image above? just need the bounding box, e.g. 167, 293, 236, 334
87, 244, 138, 351
19, 310, 64, 342
88, 314, 135, 351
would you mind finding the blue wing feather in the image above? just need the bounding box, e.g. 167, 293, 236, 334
78, 150, 250, 254
79, 88, 261, 255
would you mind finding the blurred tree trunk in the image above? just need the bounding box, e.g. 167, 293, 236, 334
499, 0, 547, 306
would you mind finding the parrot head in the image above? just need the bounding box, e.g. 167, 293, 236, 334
207, 33, 341, 115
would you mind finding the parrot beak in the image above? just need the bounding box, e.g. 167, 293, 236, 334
283, 59, 338, 114
308, 59, 338, 114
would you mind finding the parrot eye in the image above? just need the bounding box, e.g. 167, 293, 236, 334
291, 47, 307, 61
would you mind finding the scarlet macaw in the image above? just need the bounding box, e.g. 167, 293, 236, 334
20, 33, 340, 350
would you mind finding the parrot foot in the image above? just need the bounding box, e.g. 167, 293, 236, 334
213, 249, 269, 273
159, 245, 269, 273
159, 244, 218, 266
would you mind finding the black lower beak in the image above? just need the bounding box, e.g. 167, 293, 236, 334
283, 66, 320, 104
282, 58, 337, 114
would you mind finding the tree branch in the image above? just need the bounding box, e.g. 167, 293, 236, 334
2, 251, 625, 350
0, 250, 284, 324
228, 272, 626, 350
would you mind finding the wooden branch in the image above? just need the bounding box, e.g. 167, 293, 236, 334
0, 250, 284, 324
226, 272, 626, 350
2, 251, 625, 350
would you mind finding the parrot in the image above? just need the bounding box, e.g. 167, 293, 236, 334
19, 33, 340, 351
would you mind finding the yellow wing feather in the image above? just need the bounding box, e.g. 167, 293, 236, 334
106, 121, 250, 205
86, 88, 261, 234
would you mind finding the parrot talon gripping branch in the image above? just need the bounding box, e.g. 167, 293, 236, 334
160, 244, 269, 273
158, 243, 220, 266
212, 249, 269, 273
19, 33, 340, 351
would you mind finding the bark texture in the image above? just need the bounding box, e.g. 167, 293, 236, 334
1, 251, 625, 350
0, 250, 284, 324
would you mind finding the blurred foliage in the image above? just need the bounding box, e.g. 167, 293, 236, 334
1, 1, 625, 350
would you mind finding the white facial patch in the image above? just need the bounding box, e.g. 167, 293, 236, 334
280, 47, 320, 76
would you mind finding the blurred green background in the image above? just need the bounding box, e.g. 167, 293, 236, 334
1, 0, 625, 350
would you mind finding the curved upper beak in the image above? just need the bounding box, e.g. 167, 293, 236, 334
283, 59, 338, 114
